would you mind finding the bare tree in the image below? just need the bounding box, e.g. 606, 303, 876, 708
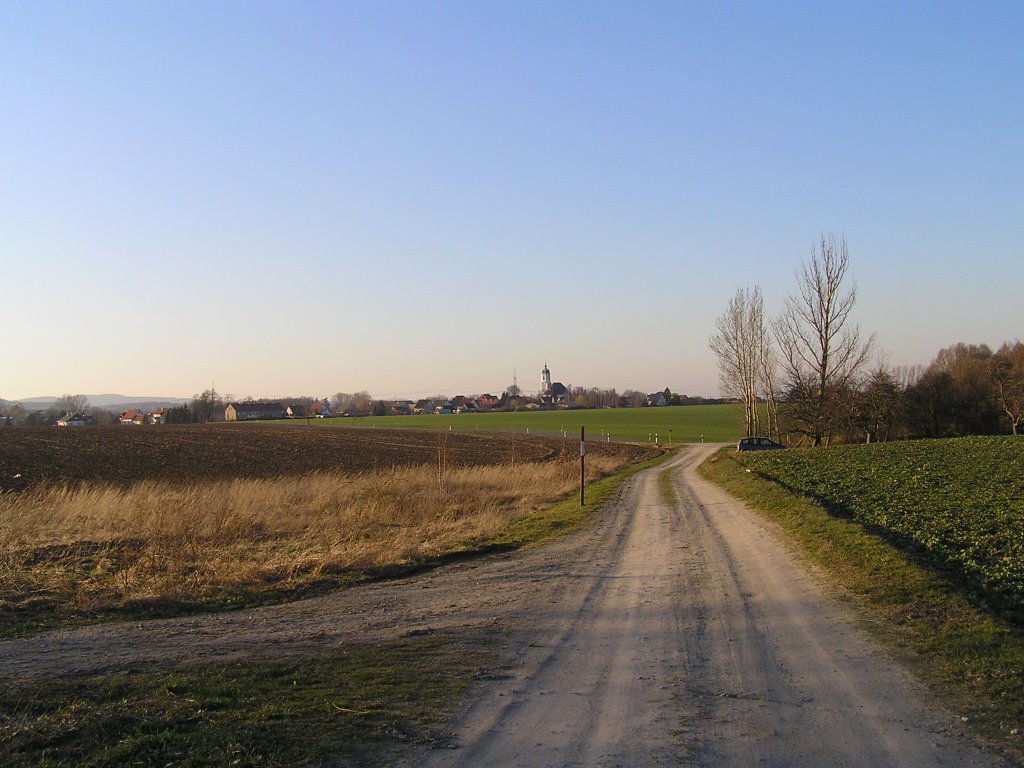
190, 389, 224, 423
87, 407, 116, 426
906, 343, 999, 437
857, 362, 904, 443
775, 234, 874, 446
992, 341, 1024, 435
332, 392, 354, 410
621, 390, 648, 408
710, 286, 770, 437
54, 394, 90, 415
893, 364, 924, 392
758, 337, 781, 440
332, 391, 375, 414
351, 391, 373, 413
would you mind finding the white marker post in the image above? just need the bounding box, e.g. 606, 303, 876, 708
579, 425, 586, 506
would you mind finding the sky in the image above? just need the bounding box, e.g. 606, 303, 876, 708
2, 1, 1021, 402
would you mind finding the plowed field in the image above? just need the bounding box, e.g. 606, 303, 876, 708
0, 425, 658, 492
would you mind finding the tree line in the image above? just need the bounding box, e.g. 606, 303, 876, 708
710, 234, 1024, 445
0, 395, 117, 427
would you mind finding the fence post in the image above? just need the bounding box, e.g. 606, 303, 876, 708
580, 426, 586, 506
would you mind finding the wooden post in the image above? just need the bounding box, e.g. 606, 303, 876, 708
580, 426, 586, 506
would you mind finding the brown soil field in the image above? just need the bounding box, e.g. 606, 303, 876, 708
0, 424, 658, 492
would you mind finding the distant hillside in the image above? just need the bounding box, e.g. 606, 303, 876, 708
13, 395, 189, 411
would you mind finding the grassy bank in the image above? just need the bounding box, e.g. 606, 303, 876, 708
0, 631, 494, 768
699, 444, 1024, 755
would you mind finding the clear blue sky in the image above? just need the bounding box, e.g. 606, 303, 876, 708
2, 2, 1021, 401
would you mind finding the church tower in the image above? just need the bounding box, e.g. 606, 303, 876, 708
541, 362, 552, 396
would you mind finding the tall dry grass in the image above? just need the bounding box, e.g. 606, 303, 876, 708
0, 456, 621, 615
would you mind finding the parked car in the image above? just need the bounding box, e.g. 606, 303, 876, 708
737, 436, 786, 452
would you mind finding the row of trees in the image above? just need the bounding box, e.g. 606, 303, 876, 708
0, 395, 117, 426
562, 387, 721, 409
902, 342, 1024, 438
570, 387, 652, 409
711, 234, 1024, 445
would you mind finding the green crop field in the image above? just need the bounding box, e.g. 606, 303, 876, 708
284, 404, 744, 444
737, 436, 1024, 616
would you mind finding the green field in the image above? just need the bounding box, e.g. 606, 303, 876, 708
737, 436, 1024, 616
288, 404, 744, 444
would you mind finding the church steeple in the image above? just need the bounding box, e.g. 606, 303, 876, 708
541, 362, 552, 395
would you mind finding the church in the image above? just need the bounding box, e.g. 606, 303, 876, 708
540, 363, 569, 405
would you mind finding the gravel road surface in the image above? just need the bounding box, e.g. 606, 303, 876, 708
408, 444, 1005, 767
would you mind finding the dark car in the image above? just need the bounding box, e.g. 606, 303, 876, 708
737, 436, 786, 452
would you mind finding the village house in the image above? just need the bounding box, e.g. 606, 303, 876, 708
647, 391, 669, 407
284, 401, 333, 418
307, 401, 333, 418
56, 412, 94, 427
646, 389, 676, 407
119, 408, 145, 425
450, 395, 478, 413
475, 393, 501, 411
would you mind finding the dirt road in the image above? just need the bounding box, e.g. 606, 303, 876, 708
1, 445, 1008, 765
407, 445, 1004, 767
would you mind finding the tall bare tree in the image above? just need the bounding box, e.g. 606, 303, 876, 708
857, 362, 904, 443
189, 389, 224, 423
992, 341, 1024, 435
54, 394, 90, 415
775, 234, 874, 446
710, 286, 771, 437
758, 335, 781, 440
907, 343, 999, 437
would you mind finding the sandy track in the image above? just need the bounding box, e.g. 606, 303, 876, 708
406, 445, 1005, 767
1, 445, 1010, 766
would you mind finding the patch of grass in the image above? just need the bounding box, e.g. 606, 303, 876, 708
699, 448, 1024, 755
657, 462, 678, 508
0, 632, 493, 767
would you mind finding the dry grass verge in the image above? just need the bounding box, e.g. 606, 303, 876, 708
1, 456, 622, 635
